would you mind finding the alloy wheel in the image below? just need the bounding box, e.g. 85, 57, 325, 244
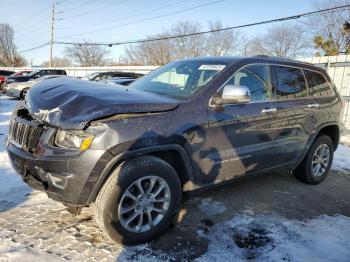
311, 143, 330, 177
118, 176, 171, 233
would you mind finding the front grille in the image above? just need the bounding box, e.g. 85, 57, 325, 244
8, 117, 43, 153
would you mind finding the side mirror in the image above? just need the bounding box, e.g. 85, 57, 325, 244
217, 85, 250, 105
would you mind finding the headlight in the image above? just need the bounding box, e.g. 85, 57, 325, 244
54, 130, 94, 151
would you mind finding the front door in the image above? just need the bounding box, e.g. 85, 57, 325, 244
202, 64, 284, 184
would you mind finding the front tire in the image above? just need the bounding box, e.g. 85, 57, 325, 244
94, 156, 182, 245
294, 135, 334, 185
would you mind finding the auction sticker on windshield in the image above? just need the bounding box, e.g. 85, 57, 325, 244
198, 64, 226, 71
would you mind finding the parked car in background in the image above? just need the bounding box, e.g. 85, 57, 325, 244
102, 77, 137, 86
84, 71, 143, 81
6, 56, 343, 244
0, 70, 15, 93
11, 70, 32, 76
5, 75, 64, 99
5, 69, 67, 85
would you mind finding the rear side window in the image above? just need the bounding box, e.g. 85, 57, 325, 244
304, 70, 334, 97
272, 65, 307, 99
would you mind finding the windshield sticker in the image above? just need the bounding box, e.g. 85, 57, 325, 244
198, 64, 226, 71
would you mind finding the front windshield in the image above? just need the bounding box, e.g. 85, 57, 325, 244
129, 60, 228, 99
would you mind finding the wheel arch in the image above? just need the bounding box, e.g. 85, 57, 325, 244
317, 124, 340, 150
297, 122, 340, 166
86, 144, 196, 205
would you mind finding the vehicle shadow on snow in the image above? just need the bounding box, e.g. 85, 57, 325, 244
102, 110, 264, 258
116, 168, 350, 261
114, 118, 350, 261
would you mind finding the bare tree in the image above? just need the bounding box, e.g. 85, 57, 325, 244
169, 21, 205, 59
40, 57, 72, 67
307, 0, 350, 55
64, 41, 110, 66
0, 23, 25, 66
122, 20, 246, 65
123, 34, 173, 65
205, 20, 246, 56
247, 24, 310, 58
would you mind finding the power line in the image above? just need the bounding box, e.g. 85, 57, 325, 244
56, 0, 189, 30
13, 5, 51, 28
18, 43, 49, 53
60, 0, 126, 20
59, 0, 98, 14
55, 3, 350, 47
18, 4, 350, 53
15, 22, 50, 41
56, 0, 225, 39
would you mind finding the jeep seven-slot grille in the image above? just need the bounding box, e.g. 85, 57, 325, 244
8, 117, 43, 153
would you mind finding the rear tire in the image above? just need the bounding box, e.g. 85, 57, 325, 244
94, 156, 182, 245
294, 135, 334, 185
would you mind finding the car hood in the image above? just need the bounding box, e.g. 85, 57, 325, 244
25, 77, 180, 129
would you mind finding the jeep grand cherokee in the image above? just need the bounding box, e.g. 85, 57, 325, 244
6, 56, 343, 244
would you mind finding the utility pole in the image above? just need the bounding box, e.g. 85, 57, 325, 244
49, 1, 55, 67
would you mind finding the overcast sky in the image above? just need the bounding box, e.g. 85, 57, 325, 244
1, 0, 320, 65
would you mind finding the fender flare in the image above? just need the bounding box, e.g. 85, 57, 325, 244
298, 122, 340, 163
86, 144, 195, 204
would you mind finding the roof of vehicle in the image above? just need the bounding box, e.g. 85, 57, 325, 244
35, 75, 64, 81
93, 71, 143, 77
182, 55, 316, 69
107, 77, 136, 81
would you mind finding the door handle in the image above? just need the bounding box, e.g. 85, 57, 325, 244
261, 108, 277, 113
307, 103, 319, 108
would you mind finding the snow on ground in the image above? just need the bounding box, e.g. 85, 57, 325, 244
199, 197, 227, 216
197, 213, 350, 261
0, 96, 31, 212
1, 93, 350, 261
332, 144, 350, 173
340, 131, 350, 146
0, 239, 63, 262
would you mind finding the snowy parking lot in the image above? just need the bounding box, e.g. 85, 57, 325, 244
1, 94, 350, 261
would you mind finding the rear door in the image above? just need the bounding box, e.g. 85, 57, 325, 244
270, 65, 315, 164
303, 69, 338, 132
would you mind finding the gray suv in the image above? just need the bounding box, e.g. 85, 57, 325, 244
6, 56, 344, 244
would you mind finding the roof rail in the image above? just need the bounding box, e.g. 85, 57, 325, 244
253, 55, 271, 58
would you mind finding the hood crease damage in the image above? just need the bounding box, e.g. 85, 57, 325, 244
25, 77, 180, 129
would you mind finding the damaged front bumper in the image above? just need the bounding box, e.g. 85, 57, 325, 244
6, 138, 112, 206
5, 106, 114, 206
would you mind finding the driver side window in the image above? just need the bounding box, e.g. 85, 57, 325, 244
227, 64, 272, 102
